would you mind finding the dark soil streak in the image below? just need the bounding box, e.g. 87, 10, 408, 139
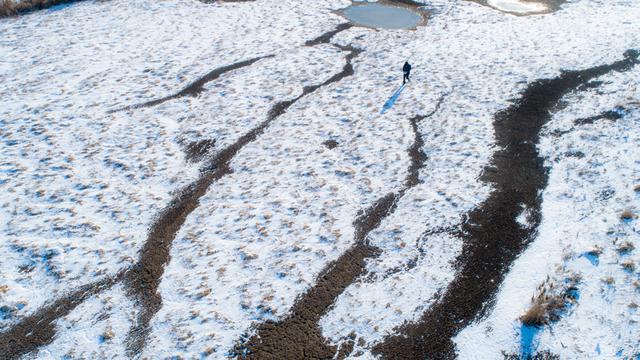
305, 23, 353, 47
183, 139, 217, 163
406, 95, 446, 188
0, 272, 124, 360
239, 96, 446, 359
574, 107, 625, 125
373, 49, 639, 359
0, 18, 362, 360
111, 56, 272, 112
237, 195, 395, 359
124, 44, 363, 356
0, 0, 88, 18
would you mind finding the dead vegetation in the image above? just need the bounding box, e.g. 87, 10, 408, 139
520, 275, 580, 326
620, 209, 637, 221
586, 245, 603, 257
617, 241, 635, 255
621, 260, 636, 272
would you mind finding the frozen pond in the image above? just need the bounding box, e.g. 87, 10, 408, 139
340, 3, 424, 29
487, 0, 548, 14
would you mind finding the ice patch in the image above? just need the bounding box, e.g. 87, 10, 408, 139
487, 0, 548, 14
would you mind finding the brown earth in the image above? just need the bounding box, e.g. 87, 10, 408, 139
123, 42, 364, 356
372, 49, 639, 360
237, 94, 447, 359
0, 271, 124, 360
111, 56, 273, 112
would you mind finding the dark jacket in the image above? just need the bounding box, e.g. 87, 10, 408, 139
403, 62, 412, 73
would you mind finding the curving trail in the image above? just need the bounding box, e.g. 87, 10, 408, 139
0, 271, 125, 360
110, 56, 273, 112
238, 96, 447, 359
0, 22, 363, 359
372, 49, 639, 359
0, 0, 86, 17
123, 43, 364, 355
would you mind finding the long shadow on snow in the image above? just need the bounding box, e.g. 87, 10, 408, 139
372, 49, 639, 359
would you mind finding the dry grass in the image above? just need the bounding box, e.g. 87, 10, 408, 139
621, 260, 636, 272
586, 245, 603, 257
620, 209, 637, 221
520, 276, 580, 326
617, 241, 635, 254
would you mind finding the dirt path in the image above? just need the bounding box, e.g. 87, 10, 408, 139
0, 24, 362, 358
305, 23, 353, 47
238, 96, 447, 359
0, 0, 84, 17
123, 43, 364, 356
372, 49, 639, 359
0, 271, 125, 360
111, 56, 273, 112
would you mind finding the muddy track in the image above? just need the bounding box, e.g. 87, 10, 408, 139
305, 23, 353, 47
0, 271, 124, 360
574, 108, 625, 126
406, 95, 446, 188
0, 0, 88, 18
0, 31, 361, 360
237, 96, 447, 359
111, 56, 273, 112
372, 49, 639, 359
123, 44, 364, 355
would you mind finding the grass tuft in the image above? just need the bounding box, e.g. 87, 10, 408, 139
621, 260, 636, 272
620, 209, 637, 221
617, 241, 635, 255
520, 276, 580, 326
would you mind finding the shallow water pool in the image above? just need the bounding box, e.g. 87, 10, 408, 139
340, 3, 424, 30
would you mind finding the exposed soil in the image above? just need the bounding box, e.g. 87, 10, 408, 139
235, 195, 393, 359
305, 23, 353, 47
322, 139, 339, 149
123, 43, 364, 356
406, 95, 446, 188
237, 96, 446, 359
111, 56, 273, 112
0, 271, 124, 360
183, 138, 217, 163
0, 0, 86, 17
574, 107, 625, 125
372, 49, 639, 359
0, 27, 363, 360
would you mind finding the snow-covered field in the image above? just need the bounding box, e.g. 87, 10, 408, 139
1, 0, 639, 358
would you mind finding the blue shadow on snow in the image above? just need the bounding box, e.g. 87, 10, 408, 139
520, 324, 542, 359
380, 84, 406, 114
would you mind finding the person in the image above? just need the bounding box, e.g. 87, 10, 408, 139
403, 61, 412, 85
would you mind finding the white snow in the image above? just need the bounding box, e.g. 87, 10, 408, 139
455, 66, 640, 359
1, 0, 639, 358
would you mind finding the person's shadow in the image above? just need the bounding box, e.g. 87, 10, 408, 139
380, 84, 406, 114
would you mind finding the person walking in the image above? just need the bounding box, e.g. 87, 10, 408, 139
403, 61, 412, 85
